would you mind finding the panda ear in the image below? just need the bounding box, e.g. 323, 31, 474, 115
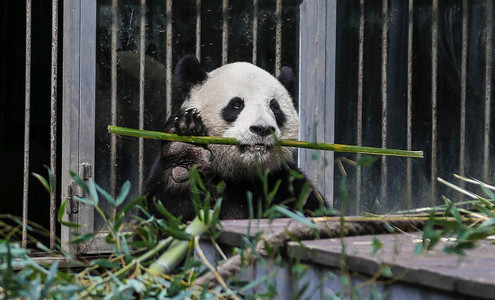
172, 54, 208, 112
277, 66, 297, 107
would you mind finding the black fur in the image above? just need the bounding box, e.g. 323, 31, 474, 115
171, 55, 208, 113
269, 99, 286, 127
221, 97, 245, 123
277, 66, 297, 109
145, 55, 326, 221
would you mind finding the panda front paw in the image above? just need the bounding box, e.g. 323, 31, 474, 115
171, 108, 207, 136
159, 108, 211, 190
166, 141, 212, 183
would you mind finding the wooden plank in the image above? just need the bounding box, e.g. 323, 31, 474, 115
287, 233, 495, 299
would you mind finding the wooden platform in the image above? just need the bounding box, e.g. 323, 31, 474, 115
217, 218, 495, 299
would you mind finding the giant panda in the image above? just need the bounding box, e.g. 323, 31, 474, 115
145, 54, 327, 221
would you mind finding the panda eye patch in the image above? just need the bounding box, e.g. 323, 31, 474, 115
222, 97, 245, 123
270, 99, 286, 126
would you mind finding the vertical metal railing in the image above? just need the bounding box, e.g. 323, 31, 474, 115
22, 0, 59, 249
352, 0, 495, 211
110, 0, 118, 197
165, 0, 173, 118
275, 0, 282, 77
22, 0, 32, 249
356, 0, 365, 214
49, 0, 59, 250
196, 0, 201, 60
138, 0, 147, 196
380, 0, 389, 207
222, 0, 229, 65
431, 0, 438, 205
484, 0, 493, 183
406, 0, 414, 209
252, 0, 258, 64
459, 0, 468, 199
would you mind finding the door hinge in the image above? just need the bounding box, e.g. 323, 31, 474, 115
66, 180, 79, 215
66, 163, 92, 215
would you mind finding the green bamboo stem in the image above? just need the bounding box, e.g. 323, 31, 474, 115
147, 210, 212, 276
108, 126, 423, 158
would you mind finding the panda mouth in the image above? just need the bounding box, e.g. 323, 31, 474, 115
239, 144, 273, 155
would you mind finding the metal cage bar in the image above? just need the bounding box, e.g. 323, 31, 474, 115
222, 0, 229, 65
484, 0, 493, 183
165, 0, 173, 118
196, 0, 201, 60
49, 0, 59, 250
380, 0, 389, 207
431, 0, 438, 205
22, 0, 32, 249
275, 0, 282, 77
110, 0, 118, 197
138, 0, 147, 196
459, 0, 468, 198
356, 0, 365, 214
406, 0, 414, 209
252, 0, 258, 64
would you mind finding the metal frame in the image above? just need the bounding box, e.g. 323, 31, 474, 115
299, 0, 336, 206
62, 0, 97, 254
61, 0, 335, 253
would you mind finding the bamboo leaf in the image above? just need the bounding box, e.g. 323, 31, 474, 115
69, 233, 95, 244
32, 172, 50, 194
69, 170, 89, 195
116, 181, 131, 206
87, 179, 99, 206
95, 182, 116, 206
270, 206, 317, 229
90, 259, 120, 269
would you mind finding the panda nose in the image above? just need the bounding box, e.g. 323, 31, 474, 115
250, 125, 275, 137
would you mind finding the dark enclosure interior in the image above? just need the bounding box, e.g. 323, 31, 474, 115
334, 0, 495, 214
94, 0, 300, 230
0, 1, 62, 245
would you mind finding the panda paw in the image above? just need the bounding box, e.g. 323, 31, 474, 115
171, 108, 206, 136
165, 141, 212, 186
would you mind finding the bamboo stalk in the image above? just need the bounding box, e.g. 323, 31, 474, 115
108, 126, 423, 158
147, 210, 211, 276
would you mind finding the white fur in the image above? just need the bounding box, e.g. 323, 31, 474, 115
183, 62, 299, 179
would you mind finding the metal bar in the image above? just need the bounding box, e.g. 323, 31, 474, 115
275, 0, 282, 76
431, 0, 438, 205
49, 0, 59, 250
196, 0, 201, 60
381, 0, 389, 207
356, 0, 364, 214
222, 0, 229, 65
22, 0, 32, 249
252, 0, 258, 64
406, 0, 413, 209
459, 0, 467, 199
138, 0, 146, 196
484, 0, 493, 183
166, 0, 172, 118
110, 0, 118, 197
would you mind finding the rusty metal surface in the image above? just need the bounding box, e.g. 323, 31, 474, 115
22, 0, 32, 249
50, 0, 59, 251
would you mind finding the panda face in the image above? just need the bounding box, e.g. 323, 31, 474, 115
179, 59, 299, 179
